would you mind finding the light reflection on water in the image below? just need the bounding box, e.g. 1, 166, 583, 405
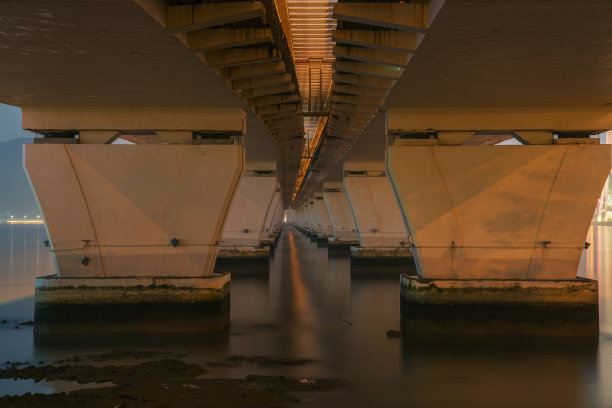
0, 224, 611, 407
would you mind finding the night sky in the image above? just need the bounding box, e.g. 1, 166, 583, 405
0, 103, 39, 218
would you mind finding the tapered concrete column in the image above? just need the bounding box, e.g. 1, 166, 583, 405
218, 161, 277, 261
343, 161, 412, 263
26, 143, 243, 332
306, 201, 321, 235
387, 142, 611, 335
312, 194, 333, 235
387, 144, 610, 280
296, 206, 308, 231
23, 107, 245, 333
27, 144, 243, 277
322, 182, 359, 246
311, 194, 333, 246
271, 200, 284, 233
297, 205, 310, 234
261, 190, 281, 245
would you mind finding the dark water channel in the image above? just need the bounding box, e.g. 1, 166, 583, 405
0, 224, 611, 407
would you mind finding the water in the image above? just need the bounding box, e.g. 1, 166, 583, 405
0, 223, 611, 407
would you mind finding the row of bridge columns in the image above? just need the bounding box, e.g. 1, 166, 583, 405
22, 106, 612, 336
22, 106, 284, 333
293, 109, 612, 336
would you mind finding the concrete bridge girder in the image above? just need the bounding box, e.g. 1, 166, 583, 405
242, 83, 297, 99
333, 2, 431, 32
186, 28, 273, 53
232, 73, 293, 91
204, 48, 281, 69
135, 0, 304, 205
332, 30, 423, 52
332, 84, 390, 99
330, 94, 386, 108
293, 0, 443, 205
218, 61, 287, 81
166, 2, 267, 34
333, 46, 412, 67
248, 94, 301, 108
387, 107, 612, 134
334, 61, 404, 80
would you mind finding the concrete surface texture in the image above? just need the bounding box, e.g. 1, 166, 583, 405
322, 182, 359, 242
306, 202, 322, 234
344, 162, 410, 248
25, 144, 244, 278
263, 191, 283, 238
400, 274, 599, 336
312, 195, 334, 237
221, 162, 277, 248
34, 273, 231, 333
387, 144, 612, 280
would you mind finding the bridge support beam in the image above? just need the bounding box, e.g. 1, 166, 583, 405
322, 182, 359, 254
217, 162, 277, 270
387, 140, 610, 335
343, 162, 412, 267
24, 109, 245, 333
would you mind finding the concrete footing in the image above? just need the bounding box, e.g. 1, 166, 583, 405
34, 273, 230, 334
350, 246, 413, 265
328, 239, 357, 256
316, 235, 329, 247
217, 246, 270, 259
400, 275, 599, 336
215, 247, 270, 273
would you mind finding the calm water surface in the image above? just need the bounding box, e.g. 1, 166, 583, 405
0, 224, 611, 407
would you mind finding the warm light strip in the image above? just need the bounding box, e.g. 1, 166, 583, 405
287, 0, 337, 203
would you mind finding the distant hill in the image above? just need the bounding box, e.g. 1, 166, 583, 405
0, 138, 40, 218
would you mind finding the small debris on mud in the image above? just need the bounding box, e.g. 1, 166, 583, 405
54, 349, 188, 364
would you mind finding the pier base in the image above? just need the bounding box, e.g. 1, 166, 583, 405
217, 246, 270, 259
34, 273, 230, 334
350, 246, 413, 265
328, 239, 358, 256
215, 247, 270, 273
316, 235, 329, 247
400, 275, 599, 336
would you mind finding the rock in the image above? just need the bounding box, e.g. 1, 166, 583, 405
386, 330, 401, 338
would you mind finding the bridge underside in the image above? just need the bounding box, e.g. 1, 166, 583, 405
1, 0, 612, 334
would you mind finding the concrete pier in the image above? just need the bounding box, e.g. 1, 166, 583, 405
344, 161, 414, 267
218, 161, 278, 267
323, 182, 359, 255
387, 127, 611, 336
24, 110, 245, 333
